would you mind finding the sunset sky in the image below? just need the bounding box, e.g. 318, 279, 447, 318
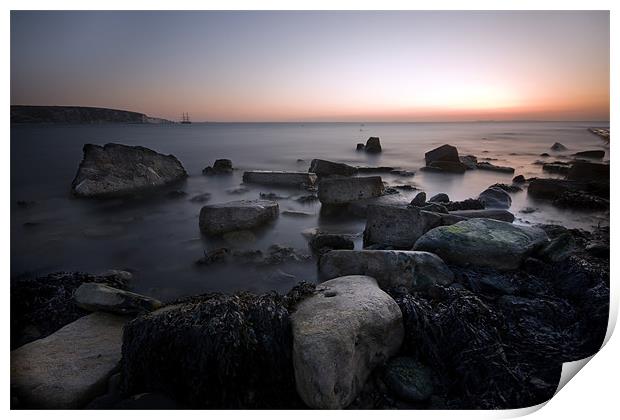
11, 11, 610, 122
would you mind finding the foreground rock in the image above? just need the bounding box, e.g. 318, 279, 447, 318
74, 283, 162, 315
242, 171, 317, 189
291, 276, 403, 408
11, 312, 128, 408
71, 143, 187, 198
199, 200, 279, 235
318, 250, 454, 292
317, 176, 384, 204
414, 218, 548, 270
364, 205, 442, 248
478, 187, 512, 209
309, 159, 357, 177
202, 159, 233, 175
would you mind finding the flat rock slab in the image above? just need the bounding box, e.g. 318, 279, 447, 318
413, 218, 548, 270
242, 171, 317, 188
71, 143, 187, 197
11, 312, 128, 408
291, 275, 403, 408
364, 205, 442, 248
318, 250, 454, 292
74, 283, 162, 315
199, 199, 279, 235
449, 209, 515, 222
309, 159, 357, 177
318, 176, 384, 204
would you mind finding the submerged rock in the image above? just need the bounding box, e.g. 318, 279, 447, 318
423, 160, 467, 173
478, 187, 512, 209
74, 283, 162, 315
291, 276, 403, 408
202, 159, 233, 175
317, 176, 384, 204
364, 205, 442, 248
425, 144, 459, 165
489, 183, 522, 193
242, 171, 317, 189
414, 218, 548, 270
199, 199, 279, 235
364, 137, 382, 153
189, 192, 211, 203
308, 159, 357, 177
318, 250, 454, 292
71, 143, 187, 198
11, 312, 128, 408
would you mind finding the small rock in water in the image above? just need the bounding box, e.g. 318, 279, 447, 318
444, 198, 484, 211
74, 282, 162, 315
202, 159, 233, 175
551, 142, 567, 151
199, 199, 279, 235
166, 190, 187, 199
317, 176, 384, 205
356, 143, 366, 151
520, 207, 537, 214
309, 159, 357, 177
429, 193, 449, 203
390, 169, 416, 177
490, 183, 522, 193
540, 153, 550, 157
478, 187, 512, 209
309, 234, 355, 256
259, 192, 289, 200
189, 192, 211, 203
418, 202, 448, 214
282, 210, 314, 218
294, 194, 319, 203
425, 144, 460, 165
410, 192, 427, 207
459, 155, 478, 170
476, 161, 515, 173
243, 171, 317, 189
573, 150, 605, 159
364, 137, 382, 153
424, 160, 467, 173
512, 175, 526, 184
226, 186, 250, 194
384, 357, 434, 403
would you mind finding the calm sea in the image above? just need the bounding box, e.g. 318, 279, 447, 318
11, 121, 610, 300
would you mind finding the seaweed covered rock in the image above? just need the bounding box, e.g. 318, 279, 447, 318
318, 250, 454, 292
291, 276, 403, 408
71, 143, 187, 198
121, 284, 315, 408
11, 271, 130, 349
414, 219, 548, 270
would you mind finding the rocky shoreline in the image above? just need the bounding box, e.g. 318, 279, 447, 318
11, 134, 610, 409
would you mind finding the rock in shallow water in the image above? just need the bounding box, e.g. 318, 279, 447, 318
74, 283, 162, 315
478, 186, 512, 209
317, 176, 384, 204
242, 171, 317, 189
11, 312, 128, 408
71, 143, 187, 198
318, 250, 454, 292
448, 209, 515, 223
364, 137, 382, 153
364, 205, 442, 248
199, 199, 279, 235
291, 276, 403, 408
309, 159, 357, 177
414, 218, 548, 270
425, 144, 460, 165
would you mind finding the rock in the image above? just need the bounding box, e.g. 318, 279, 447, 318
418, 202, 448, 213
542, 163, 571, 175
489, 183, 522, 193
189, 192, 211, 203
309, 234, 355, 255
478, 187, 512, 209
410, 192, 426, 206
308, 159, 357, 177
573, 150, 605, 159
551, 142, 567, 151
318, 250, 454, 292
384, 357, 434, 402
294, 194, 319, 203
345, 193, 410, 217
226, 186, 250, 194
71, 143, 187, 198
429, 193, 449, 203
520, 207, 537, 214
364, 205, 442, 248
448, 209, 515, 222
423, 160, 467, 173
567, 161, 610, 181
114, 393, 180, 409
390, 169, 416, 177
199, 200, 279, 235
281, 210, 313, 218
317, 176, 384, 205
365, 137, 382, 153
222, 230, 257, 246
121, 286, 314, 408
475, 162, 515, 173
425, 144, 459, 165
242, 171, 317, 189
291, 276, 403, 408
413, 218, 548, 270
538, 233, 578, 263
202, 159, 233, 175
259, 192, 288, 200
527, 178, 609, 210
459, 155, 478, 170
356, 143, 366, 151
74, 283, 162, 315
444, 198, 485, 211
513, 175, 526, 184
11, 312, 128, 408
540, 153, 550, 157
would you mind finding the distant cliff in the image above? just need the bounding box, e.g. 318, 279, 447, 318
11, 105, 173, 124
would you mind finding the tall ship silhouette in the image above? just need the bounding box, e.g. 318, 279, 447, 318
180, 112, 192, 124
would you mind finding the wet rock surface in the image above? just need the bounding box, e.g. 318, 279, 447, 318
308, 159, 357, 177
71, 143, 187, 198
476, 161, 515, 173
317, 176, 384, 204
364, 205, 442, 248
199, 199, 279, 235
478, 186, 512, 209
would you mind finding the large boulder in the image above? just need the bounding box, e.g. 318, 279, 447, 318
567, 161, 610, 181
478, 187, 512, 209
74, 283, 162, 315
448, 209, 515, 222
71, 143, 187, 197
242, 171, 317, 189
318, 250, 454, 292
291, 276, 403, 408
365, 137, 382, 153
11, 312, 128, 408
199, 200, 279, 235
317, 176, 384, 204
425, 144, 459, 165
308, 159, 357, 177
413, 218, 548, 270
364, 205, 442, 248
